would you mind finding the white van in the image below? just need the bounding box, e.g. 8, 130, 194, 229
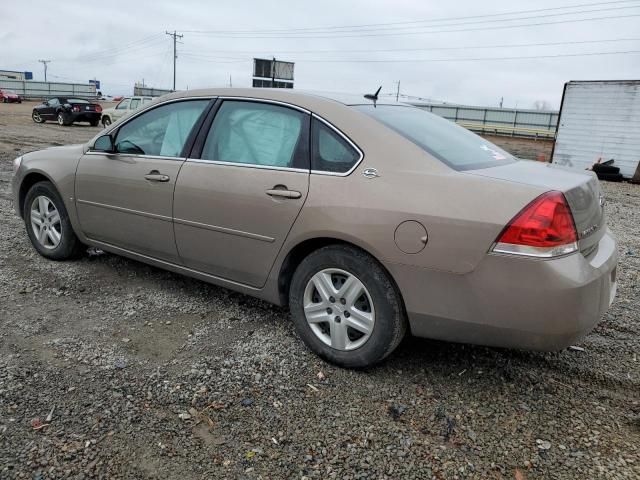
100, 96, 155, 126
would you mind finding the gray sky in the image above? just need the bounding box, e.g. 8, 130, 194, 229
2, 0, 639, 108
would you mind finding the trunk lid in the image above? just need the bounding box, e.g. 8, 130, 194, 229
467, 160, 605, 255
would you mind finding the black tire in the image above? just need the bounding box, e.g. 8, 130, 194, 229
32, 110, 45, 123
289, 245, 407, 368
90, 120, 99, 127
102, 116, 111, 127
593, 164, 620, 174
2, 98, 7, 103
596, 172, 624, 182
24, 181, 84, 260
57, 111, 71, 126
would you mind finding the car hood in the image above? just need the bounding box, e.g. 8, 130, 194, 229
24, 144, 85, 163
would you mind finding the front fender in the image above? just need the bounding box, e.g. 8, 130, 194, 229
14, 145, 86, 240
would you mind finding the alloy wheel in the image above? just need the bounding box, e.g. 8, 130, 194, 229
30, 195, 62, 249
32, 111, 42, 123
303, 268, 375, 351
57, 113, 64, 125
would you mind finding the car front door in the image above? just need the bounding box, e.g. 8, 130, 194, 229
113, 98, 131, 121
173, 99, 310, 287
75, 98, 211, 262
42, 98, 60, 120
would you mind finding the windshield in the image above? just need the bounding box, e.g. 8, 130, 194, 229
66, 98, 90, 104
353, 104, 516, 171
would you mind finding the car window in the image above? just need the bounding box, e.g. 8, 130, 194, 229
143, 98, 153, 104
354, 105, 516, 171
116, 99, 130, 110
115, 100, 209, 157
48, 99, 60, 107
66, 98, 89, 104
311, 118, 361, 173
129, 98, 141, 110
201, 101, 306, 168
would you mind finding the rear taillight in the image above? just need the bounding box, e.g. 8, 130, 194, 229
72, 105, 80, 112
95, 105, 102, 113
492, 191, 578, 258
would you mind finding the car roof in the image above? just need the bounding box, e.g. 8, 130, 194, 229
159, 88, 410, 110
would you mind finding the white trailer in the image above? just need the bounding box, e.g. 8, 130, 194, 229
551, 80, 640, 179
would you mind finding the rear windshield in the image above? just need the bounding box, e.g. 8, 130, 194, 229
353, 104, 516, 171
65, 98, 90, 104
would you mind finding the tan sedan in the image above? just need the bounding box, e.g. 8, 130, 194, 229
11, 89, 618, 368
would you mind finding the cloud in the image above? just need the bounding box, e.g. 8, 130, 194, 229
2, 0, 639, 108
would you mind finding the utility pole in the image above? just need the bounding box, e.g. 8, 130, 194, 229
499, 96, 504, 108
38, 59, 51, 82
165, 31, 183, 91
395, 80, 401, 102
271, 57, 276, 88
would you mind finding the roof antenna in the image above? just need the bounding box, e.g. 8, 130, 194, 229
364, 86, 382, 107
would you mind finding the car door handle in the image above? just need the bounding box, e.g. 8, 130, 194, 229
266, 188, 302, 199
144, 171, 170, 182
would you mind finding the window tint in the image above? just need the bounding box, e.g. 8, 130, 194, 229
311, 118, 360, 173
115, 100, 209, 157
116, 99, 130, 110
66, 98, 89, 104
202, 101, 306, 168
354, 105, 515, 171
129, 98, 141, 110
48, 98, 60, 107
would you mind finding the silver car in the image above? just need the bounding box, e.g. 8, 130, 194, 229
12, 88, 618, 368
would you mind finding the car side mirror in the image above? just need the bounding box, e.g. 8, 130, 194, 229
93, 134, 115, 153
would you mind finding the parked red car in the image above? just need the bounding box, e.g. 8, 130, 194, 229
0, 89, 22, 103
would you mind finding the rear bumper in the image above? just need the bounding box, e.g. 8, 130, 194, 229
70, 112, 101, 122
385, 229, 618, 351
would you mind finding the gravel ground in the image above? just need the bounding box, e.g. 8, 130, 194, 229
0, 102, 639, 479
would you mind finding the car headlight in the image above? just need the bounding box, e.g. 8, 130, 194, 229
12, 156, 23, 173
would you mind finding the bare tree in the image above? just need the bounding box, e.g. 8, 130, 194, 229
532, 100, 553, 111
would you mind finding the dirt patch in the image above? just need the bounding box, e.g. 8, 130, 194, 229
0, 100, 639, 479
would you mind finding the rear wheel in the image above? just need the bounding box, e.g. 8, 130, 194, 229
289, 245, 407, 368
57, 112, 71, 126
90, 119, 99, 127
24, 181, 84, 260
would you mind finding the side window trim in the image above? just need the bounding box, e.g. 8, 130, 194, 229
188, 97, 311, 172
310, 114, 364, 176
95, 97, 216, 159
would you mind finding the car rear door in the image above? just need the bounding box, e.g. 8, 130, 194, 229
75, 98, 211, 263
173, 99, 310, 287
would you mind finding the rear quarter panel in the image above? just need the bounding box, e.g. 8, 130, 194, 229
270, 109, 548, 285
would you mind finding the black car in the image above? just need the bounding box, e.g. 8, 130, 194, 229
32, 97, 103, 126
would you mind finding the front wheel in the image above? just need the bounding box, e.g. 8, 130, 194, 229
102, 116, 111, 127
289, 245, 407, 368
32, 111, 44, 123
24, 181, 84, 260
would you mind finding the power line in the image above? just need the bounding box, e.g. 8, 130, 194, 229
184, 12, 640, 39
182, 0, 640, 33
180, 37, 640, 56
292, 49, 640, 63
183, 2, 640, 37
